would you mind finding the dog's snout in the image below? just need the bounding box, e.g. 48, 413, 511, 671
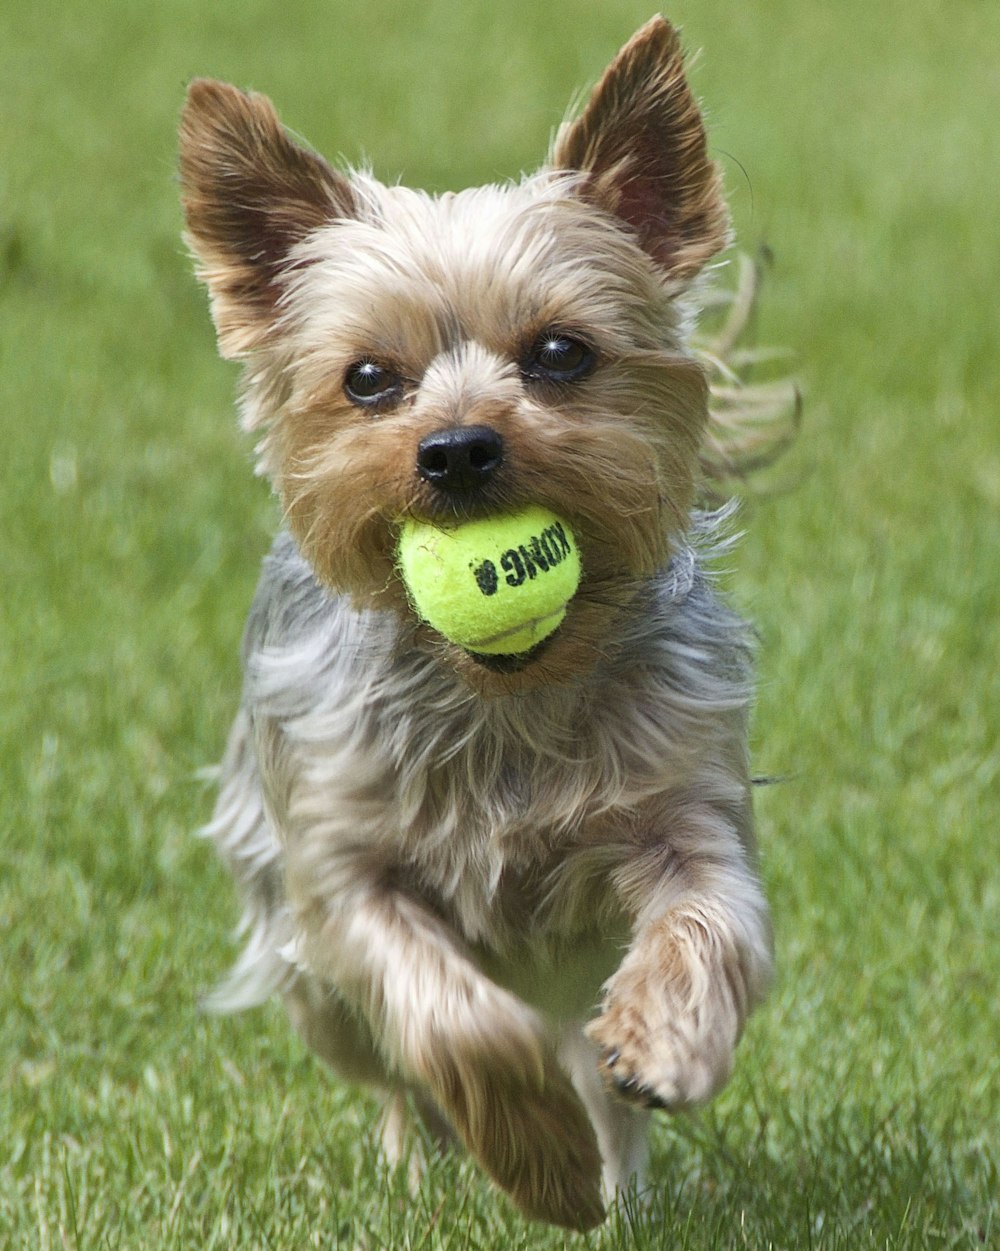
416, 425, 504, 493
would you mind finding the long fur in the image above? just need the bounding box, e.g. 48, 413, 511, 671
181, 15, 775, 1231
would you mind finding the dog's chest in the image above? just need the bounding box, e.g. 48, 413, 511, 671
397, 796, 630, 1019
386, 721, 636, 954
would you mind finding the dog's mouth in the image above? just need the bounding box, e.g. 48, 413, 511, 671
464, 632, 557, 673
396, 505, 582, 673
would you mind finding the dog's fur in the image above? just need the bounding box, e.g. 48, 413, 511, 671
180, 15, 773, 1230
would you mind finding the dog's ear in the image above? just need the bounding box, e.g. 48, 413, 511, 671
179, 79, 356, 358
550, 16, 730, 283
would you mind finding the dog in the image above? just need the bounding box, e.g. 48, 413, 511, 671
179, 15, 774, 1230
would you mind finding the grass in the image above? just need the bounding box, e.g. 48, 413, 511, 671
2, 0, 998, 1246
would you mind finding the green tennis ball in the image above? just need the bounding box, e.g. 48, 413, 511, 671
397, 505, 581, 655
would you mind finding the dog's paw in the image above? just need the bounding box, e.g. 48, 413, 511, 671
586, 928, 744, 1112
446, 1056, 605, 1230
587, 992, 736, 1112
409, 988, 605, 1229
495, 1061, 606, 1230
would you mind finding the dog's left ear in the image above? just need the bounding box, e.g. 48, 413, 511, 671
551, 16, 730, 283
179, 79, 357, 358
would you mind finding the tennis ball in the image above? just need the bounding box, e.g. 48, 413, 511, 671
397, 505, 581, 654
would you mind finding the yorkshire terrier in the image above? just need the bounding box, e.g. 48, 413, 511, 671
179, 15, 774, 1231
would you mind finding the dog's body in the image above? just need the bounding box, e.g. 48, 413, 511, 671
181, 16, 773, 1229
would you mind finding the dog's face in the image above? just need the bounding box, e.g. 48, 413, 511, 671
180, 18, 729, 691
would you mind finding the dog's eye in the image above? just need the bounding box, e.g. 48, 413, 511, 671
523, 332, 595, 383
344, 359, 402, 407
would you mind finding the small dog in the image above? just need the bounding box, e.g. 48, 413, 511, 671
179, 15, 773, 1230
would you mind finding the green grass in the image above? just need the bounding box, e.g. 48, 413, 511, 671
3, 0, 998, 1246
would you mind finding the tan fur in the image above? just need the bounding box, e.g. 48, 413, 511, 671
550, 16, 731, 282
179, 78, 356, 357
181, 15, 774, 1230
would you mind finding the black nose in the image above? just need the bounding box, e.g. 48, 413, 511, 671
416, 425, 504, 494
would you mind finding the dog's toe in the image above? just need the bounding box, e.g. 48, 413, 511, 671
602, 1048, 671, 1109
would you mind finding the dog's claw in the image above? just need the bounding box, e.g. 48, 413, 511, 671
602, 1045, 672, 1109
611, 1070, 668, 1110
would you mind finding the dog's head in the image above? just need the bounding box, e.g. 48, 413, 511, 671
179, 17, 730, 692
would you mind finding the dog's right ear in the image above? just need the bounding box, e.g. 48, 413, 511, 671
550, 17, 730, 285
179, 79, 356, 358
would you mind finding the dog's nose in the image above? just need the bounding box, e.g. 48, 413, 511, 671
416, 425, 504, 493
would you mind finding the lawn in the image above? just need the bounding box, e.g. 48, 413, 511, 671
2, 0, 997, 1247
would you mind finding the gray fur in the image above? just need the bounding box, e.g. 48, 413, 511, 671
208, 509, 765, 1022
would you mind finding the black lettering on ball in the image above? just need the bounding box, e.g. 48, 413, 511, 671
472, 559, 498, 596
548, 522, 571, 558
501, 548, 526, 587
517, 544, 539, 580
526, 535, 550, 572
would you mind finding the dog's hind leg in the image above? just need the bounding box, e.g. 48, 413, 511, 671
379, 1088, 457, 1190
558, 1024, 650, 1204
283, 975, 389, 1086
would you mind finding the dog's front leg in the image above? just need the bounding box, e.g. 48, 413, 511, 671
290, 868, 605, 1230
588, 790, 773, 1111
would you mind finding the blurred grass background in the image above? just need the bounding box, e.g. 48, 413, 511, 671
2, 0, 997, 1246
